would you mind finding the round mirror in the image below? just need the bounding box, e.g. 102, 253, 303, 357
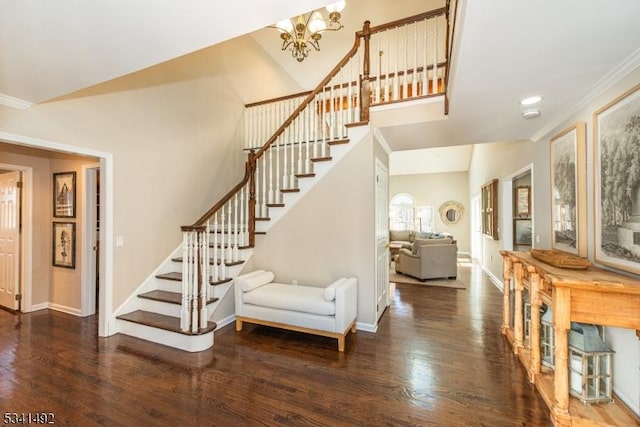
439, 201, 464, 225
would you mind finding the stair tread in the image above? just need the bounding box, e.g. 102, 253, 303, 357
255, 217, 270, 221
117, 310, 216, 335
156, 272, 234, 286
311, 156, 332, 162
328, 138, 349, 146
281, 188, 300, 193
295, 173, 316, 178
210, 244, 252, 250
171, 257, 244, 267
138, 290, 218, 305
266, 203, 285, 208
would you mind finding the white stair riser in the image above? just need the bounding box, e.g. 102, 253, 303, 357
116, 319, 214, 352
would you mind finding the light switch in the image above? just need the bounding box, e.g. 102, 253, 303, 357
116, 236, 124, 247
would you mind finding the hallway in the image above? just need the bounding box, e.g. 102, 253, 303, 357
0, 261, 551, 426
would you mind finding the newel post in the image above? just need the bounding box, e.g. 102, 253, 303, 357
247, 150, 257, 248
360, 20, 371, 122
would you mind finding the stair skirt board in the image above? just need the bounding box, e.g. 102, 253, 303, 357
117, 319, 214, 353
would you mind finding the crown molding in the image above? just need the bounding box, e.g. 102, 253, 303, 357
531, 47, 640, 142
0, 93, 34, 110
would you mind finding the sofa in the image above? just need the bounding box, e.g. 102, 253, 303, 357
389, 230, 455, 250
234, 270, 358, 351
395, 237, 458, 280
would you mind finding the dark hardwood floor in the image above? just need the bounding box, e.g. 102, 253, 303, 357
0, 261, 551, 426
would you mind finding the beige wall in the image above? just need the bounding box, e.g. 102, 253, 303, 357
0, 54, 252, 316
389, 171, 470, 253
249, 132, 379, 327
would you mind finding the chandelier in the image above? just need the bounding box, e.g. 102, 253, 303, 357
271, 1, 346, 62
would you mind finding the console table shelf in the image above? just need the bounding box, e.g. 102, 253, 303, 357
500, 250, 640, 427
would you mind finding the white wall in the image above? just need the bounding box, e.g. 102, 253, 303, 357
389, 171, 470, 253
249, 131, 381, 328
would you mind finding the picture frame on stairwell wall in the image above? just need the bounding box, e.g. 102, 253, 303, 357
53, 221, 76, 269
53, 171, 76, 218
593, 83, 640, 275
550, 122, 586, 257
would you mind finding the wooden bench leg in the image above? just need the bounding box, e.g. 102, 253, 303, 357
338, 335, 345, 352
351, 323, 357, 333
235, 319, 243, 332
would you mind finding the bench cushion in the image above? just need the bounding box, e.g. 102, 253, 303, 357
242, 283, 336, 316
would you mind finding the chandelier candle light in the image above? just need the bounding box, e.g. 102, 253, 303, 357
271, 1, 346, 62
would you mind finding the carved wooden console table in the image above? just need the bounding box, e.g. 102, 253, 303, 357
500, 250, 640, 426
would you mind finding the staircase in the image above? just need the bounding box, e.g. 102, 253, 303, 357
114, 7, 451, 352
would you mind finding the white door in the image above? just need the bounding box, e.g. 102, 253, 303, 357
471, 194, 482, 262
375, 159, 389, 320
0, 171, 21, 310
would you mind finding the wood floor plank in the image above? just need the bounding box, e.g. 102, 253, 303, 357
0, 262, 554, 426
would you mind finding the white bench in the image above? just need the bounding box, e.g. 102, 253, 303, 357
234, 270, 358, 351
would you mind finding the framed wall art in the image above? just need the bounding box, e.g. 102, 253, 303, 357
515, 186, 531, 217
514, 219, 532, 246
550, 122, 586, 257
53, 221, 76, 268
53, 171, 76, 218
594, 83, 640, 274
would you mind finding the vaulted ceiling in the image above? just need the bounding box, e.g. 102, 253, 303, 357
2, 0, 639, 161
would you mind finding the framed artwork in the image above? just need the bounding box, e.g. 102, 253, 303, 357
550, 122, 587, 257
53, 172, 76, 218
514, 219, 532, 246
594, 83, 640, 274
515, 186, 531, 217
481, 179, 499, 240
53, 222, 76, 268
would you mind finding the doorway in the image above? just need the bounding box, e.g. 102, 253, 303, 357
0, 170, 22, 311
375, 158, 390, 321
82, 166, 100, 316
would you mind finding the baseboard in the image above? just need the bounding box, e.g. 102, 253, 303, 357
356, 321, 377, 333
27, 303, 49, 312
48, 303, 83, 316
482, 266, 504, 291
215, 313, 236, 330
613, 388, 640, 418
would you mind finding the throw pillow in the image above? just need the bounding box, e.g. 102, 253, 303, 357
240, 271, 275, 292
323, 278, 346, 301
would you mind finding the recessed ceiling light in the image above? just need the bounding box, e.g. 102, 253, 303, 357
522, 109, 541, 119
520, 96, 543, 106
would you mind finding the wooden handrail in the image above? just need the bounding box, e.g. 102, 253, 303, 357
187, 8, 450, 229
254, 34, 363, 159
362, 8, 446, 36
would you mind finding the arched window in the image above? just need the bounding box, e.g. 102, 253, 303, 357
390, 193, 415, 231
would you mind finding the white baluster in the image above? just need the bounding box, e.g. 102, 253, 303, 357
238, 190, 245, 248
261, 156, 267, 217
413, 21, 418, 98
226, 203, 231, 263
375, 35, 381, 104
313, 94, 319, 159
297, 115, 303, 177
181, 232, 189, 331
432, 23, 438, 95
212, 213, 219, 282
220, 210, 226, 280
423, 18, 428, 96
403, 24, 408, 100
305, 107, 311, 173
233, 194, 239, 261
199, 228, 208, 330
289, 100, 296, 188
268, 147, 274, 205
355, 50, 361, 121
190, 232, 197, 333
321, 87, 327, 157
385, 29, 390, 102
394, 28, 399, 101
